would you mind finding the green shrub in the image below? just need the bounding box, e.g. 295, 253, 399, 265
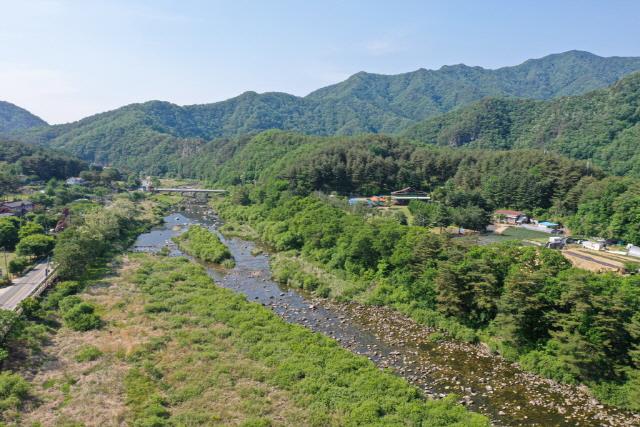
8, 257, 30, 276
143, 303, 170, 313
74, 345, 103, 362
59, 295, 83, 312
0, 371, 30, 412
44, 281, 82, 309
61, 301, 102, 331
518, 349, 578, 384
221, 258, 236, 269
18, 297, 41, 319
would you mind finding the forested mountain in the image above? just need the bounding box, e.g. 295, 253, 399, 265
0, 100, 47, 135
0, 139, 87, 196
13, 51, 640, 169
403, 71, 640, 176
0, 139, 86, 179
307, 50, 640, 121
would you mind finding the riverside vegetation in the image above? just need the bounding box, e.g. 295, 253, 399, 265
173, 224, 235, 267
2, 250, 489, 425
215, 186, 640, 411
0, 195, 161, 423
0, 194, 488, 425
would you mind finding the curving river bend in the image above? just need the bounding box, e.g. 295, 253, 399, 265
133, 205, 640, 427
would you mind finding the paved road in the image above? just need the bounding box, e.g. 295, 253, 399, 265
0, 261, 51, 310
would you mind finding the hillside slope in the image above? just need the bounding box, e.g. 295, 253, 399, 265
14, 51, 640, 170
403, 71, 640, 176
0, 101, 47, 134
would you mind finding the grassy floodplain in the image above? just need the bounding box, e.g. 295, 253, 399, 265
127, 254, 488, 425
15, 253, 487, 426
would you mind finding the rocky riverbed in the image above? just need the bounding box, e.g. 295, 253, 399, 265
134, 205, 640, 426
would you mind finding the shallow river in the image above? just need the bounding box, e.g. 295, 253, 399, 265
133, 206, 640, 427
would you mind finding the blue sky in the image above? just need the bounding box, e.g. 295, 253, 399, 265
2, 0, 640, 124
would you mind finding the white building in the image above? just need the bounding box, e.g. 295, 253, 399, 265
627, 244, 640, 259
582, 240, 606, 251
65, 177, 87, 186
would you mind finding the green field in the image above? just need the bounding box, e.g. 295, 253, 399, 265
473, 227, 550, 245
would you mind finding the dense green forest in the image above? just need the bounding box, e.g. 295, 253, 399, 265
404, 71, 640, 176
170, 129, 634, 243
0, 101, 47, 135
173, 129, 639, 243
0, 140, 87, 195
216, 186, 640, 411
9, 51, 640, 170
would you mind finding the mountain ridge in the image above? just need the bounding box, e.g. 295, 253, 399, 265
403, 71, 640, 176
5, 50, 640, 171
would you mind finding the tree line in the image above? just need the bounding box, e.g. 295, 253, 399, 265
217, 184, 640, 410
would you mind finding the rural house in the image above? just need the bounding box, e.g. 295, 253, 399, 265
389, 187, 430, 205
493, 209, 528, 224
65, 177, 87, 186
0, 200, 34, 216
582, 239, 607, 251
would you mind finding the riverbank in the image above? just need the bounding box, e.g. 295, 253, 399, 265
210, 199, 640, 425
17, 251, 488, 426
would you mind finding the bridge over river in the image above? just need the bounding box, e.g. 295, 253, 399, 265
152, 188, 227, 197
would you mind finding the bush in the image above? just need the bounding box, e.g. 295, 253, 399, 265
74, 345, 103, 362
61, 300, 102, 331
221, 258, 236, 269
18, 297, 41, 319
59, 295, 83, 312
8, 257, 30, 276
0, 371, 30, 412
44, 281, 82, 309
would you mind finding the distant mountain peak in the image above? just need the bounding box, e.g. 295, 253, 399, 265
10, 50, 640, 173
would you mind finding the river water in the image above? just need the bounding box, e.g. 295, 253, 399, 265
133, 205, 640, 427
